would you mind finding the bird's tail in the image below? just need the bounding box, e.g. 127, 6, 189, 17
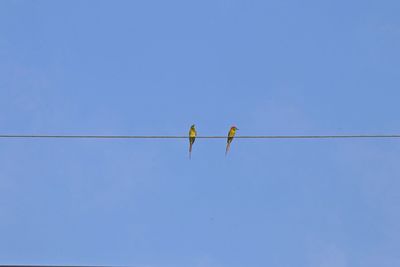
189, 143, 193, 159
225, 142, 231, 156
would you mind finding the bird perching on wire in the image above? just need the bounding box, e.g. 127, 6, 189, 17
188, 124, 197, 159
225, 126, 238, 156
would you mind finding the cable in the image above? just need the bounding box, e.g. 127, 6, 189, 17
0, 134, 400, 139
0, 265, 125, 267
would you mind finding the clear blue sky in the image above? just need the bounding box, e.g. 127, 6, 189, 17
1, 1, 400, 266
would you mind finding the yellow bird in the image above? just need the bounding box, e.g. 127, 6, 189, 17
188, 124, 197, 159
226, 126, 238, 156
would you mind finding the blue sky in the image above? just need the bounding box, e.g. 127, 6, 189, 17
1, 0, 400, 266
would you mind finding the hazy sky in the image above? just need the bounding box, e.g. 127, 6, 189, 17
1, 1, 400, 266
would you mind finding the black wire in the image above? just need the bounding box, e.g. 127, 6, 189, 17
0, 134, 399, 139
0, 265, 126, 267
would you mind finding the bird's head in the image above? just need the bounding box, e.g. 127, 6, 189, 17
231, 125, 239, 130
191, 124, 196, 129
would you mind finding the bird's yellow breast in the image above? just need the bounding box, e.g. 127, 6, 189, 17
189, 128, 197, 137
228, 128, 236, 137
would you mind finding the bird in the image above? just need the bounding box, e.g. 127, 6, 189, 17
188, 124, 197, 159
226, 126, 238, 156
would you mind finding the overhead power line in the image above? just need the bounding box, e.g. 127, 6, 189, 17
0, 265, 124, 267
0, 134, 400, 139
